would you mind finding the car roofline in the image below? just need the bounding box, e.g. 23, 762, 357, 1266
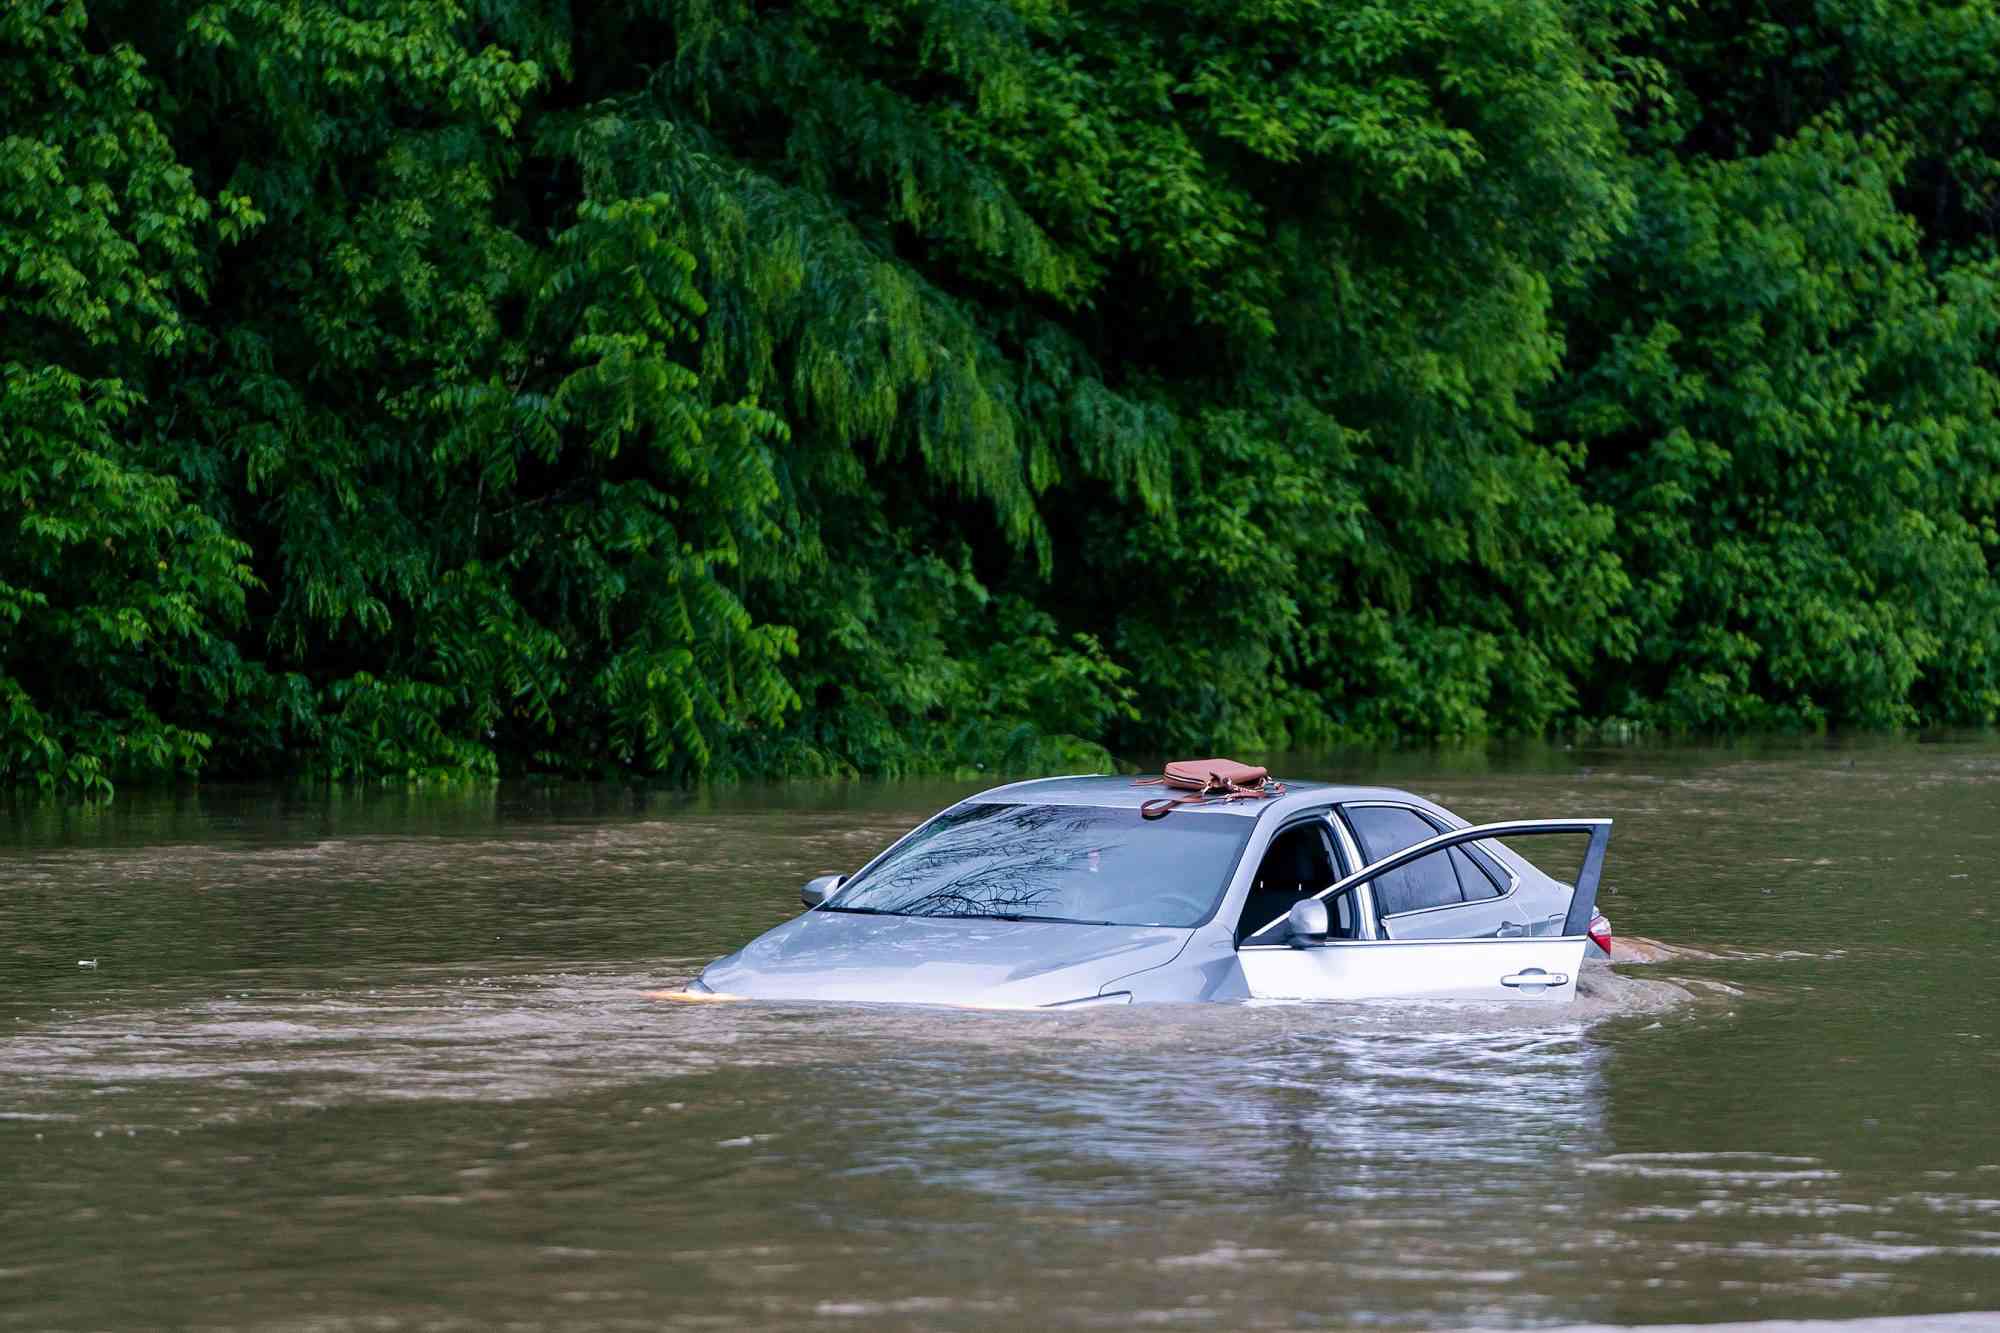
958, 774, 1450, 822
969, 772, 1108, 798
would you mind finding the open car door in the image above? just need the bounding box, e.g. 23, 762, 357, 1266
1237, 820, 1610, 1003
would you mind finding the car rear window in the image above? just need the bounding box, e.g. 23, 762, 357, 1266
824, 802, 1254, 928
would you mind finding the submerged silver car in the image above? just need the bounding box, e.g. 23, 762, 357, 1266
690, 775, 1614, 1008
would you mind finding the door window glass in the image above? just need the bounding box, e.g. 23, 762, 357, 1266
1344, 805, 1461, 915
1328, 885, 1358, 936
1345, 804, 1436, 862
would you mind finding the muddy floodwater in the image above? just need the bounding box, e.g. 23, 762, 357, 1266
3, 740, 1998, 1331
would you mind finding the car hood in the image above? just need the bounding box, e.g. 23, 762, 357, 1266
698, 911, 1193, 1008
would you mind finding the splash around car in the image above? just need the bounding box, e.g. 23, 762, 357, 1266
684, 768, 1614, 1009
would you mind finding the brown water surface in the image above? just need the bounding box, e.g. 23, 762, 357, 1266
2, 739, 1998, 1329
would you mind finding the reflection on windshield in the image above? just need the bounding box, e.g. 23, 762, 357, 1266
824, 803, 1253, 927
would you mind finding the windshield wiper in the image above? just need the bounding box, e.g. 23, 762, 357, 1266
820, 906, 1119, 925
977, 912, 1119, 926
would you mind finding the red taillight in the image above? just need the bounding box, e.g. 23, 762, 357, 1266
1588, 911, 1613, 956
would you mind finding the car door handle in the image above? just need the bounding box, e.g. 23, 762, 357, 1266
1500, 970, 1568, 988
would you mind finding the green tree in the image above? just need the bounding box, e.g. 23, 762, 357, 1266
5, 0, 1998, 796
0, 3, 257, 793
1552, 129, 2000, 728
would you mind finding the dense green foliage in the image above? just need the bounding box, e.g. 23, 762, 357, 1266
3, 0, 1997, 793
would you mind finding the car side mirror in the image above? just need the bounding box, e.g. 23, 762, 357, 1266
1287, 899, 1329, 946
801, 874, 844, 908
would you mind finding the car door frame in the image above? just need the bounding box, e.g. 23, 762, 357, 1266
1232, 818, 1611, 1002
1244, 818, 1608, 942
1234, 810, 1365, 945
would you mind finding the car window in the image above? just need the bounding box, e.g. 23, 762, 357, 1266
1343, 804, 1461, 915
1236, 820, 1347, 943
1449, 846, 1504, 900
826, 802, 1255, 928
1328, 886, 1357, 936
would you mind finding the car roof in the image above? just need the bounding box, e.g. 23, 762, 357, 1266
962, 773, 1444, 818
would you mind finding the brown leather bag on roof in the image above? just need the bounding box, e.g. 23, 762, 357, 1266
1134, 758, 1283, 819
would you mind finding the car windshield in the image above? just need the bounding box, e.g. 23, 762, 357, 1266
823, 802, 1252, 927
